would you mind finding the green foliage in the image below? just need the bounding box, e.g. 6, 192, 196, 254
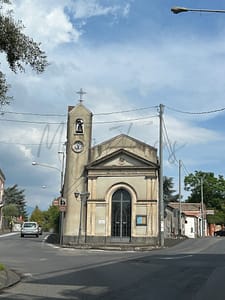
0, 263, 5, 271
44, 205, 60, 233
3, 184, 28, 220
30, 206, 45, 226
184, 171, 225, 224
3, 203, 20, 229
29, 204, 60, 233
163, 176, 179, 204
0, 0, 48, 105
207, 211, 225, 225
3, 203, 19, 216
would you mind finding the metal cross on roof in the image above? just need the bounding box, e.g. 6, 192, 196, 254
76, 88, 87, 103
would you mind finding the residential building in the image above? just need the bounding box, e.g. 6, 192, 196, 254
168, 202, 213, 238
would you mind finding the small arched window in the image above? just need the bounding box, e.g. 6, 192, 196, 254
75, 118, 84, 134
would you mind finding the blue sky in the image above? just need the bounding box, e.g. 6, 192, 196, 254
1, 0, 225, 210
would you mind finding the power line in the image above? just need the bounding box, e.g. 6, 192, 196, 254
0, 141, 62, 146
0, 115, 157, 125
166, 105, 225, 115
0, 111, 66, 117
162, 118, 178, 165
95, 106, 158, 115
180, 160, 190, 176
94, 115, 158, 124
0, 119, 66, 125
1, 104, 225, 119
0, 105, 158, 118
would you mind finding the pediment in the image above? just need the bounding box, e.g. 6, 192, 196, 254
87, 149, 158, 169
91, 134, 157, 164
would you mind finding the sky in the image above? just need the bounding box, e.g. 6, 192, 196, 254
1, 0, 225, 211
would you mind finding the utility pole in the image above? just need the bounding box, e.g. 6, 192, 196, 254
179, 160, 182, 235
58, 151, 65, 245
200, 177, 204, 237
159, 104, 164, 247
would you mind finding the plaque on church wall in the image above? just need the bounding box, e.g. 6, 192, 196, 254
98, 219, 105, 225
136, 215, 147, 226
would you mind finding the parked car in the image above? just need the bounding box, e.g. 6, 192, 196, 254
21, 221, 39, 238
214, 230, 225, 237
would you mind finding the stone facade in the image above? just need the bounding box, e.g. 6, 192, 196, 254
63, 103, 159, 245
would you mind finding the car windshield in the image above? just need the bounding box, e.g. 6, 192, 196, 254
23, 223, 37, 228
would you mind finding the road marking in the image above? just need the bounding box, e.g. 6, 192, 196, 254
160, 255, 193, 260
39, 258, 47, 261
0, 232, 19, 237
23, 273, 33, 278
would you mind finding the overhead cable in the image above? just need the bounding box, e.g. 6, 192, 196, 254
166, 105, 225, 115
0, 105, 158, 118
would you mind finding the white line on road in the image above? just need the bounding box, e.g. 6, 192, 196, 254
160, 255, 193, 260
0, 232, 19, 237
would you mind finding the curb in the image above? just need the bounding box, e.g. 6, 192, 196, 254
0, 268, 20, 290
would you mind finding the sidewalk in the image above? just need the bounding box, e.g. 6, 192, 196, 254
0, 232, 21, 290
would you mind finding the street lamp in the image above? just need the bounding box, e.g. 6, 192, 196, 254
32, 153, 65, 245
171, 6, 225, 14
74, 191, 90, 244
32, 161, 63, 190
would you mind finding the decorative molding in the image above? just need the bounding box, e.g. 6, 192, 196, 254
145, 176, 157, 180
137, 199, 157, 203
87, 199, 106, 202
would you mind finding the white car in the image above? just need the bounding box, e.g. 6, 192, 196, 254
21, 222, 39, 238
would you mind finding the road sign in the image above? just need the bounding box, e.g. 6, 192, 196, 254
60, 198, 67, 206
53, 199, 59, 206
59, 205, 67, 212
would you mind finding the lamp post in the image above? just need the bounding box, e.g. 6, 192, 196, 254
32, 152, 65, 244
171, 6, 225, 14
32, 160, 64, 192
74, 191, 90, 244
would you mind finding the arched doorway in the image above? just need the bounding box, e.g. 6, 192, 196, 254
111, 189, 131, 241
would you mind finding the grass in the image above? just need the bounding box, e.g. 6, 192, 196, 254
0, 264, 5, 271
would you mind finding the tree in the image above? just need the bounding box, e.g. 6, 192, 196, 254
0, 0, 48, 105
30, 206, 45, 226
184, 171, 225, 224
184, 171, 225, 209
44, 205, 60, 233
163, 176, 179, 205
3, 203, 19, 229
30, 204, 60, 233
3, 184, 28, 220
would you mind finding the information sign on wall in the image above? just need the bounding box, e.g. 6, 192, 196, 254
136, 215, 147, 226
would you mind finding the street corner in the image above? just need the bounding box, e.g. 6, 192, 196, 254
0, 268, 21, 290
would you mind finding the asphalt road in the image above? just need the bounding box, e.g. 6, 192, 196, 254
0, 233, 225, 299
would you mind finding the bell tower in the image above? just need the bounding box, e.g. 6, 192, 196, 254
63, 89, 92, 244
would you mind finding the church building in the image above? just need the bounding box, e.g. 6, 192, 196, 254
62, 96, 160, 246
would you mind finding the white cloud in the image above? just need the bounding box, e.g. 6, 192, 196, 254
18, 145, 33, 159
11, 0, 81, 48
70, 0, 130, 19
10, 0, 131, 50
2, 0, 225, 209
